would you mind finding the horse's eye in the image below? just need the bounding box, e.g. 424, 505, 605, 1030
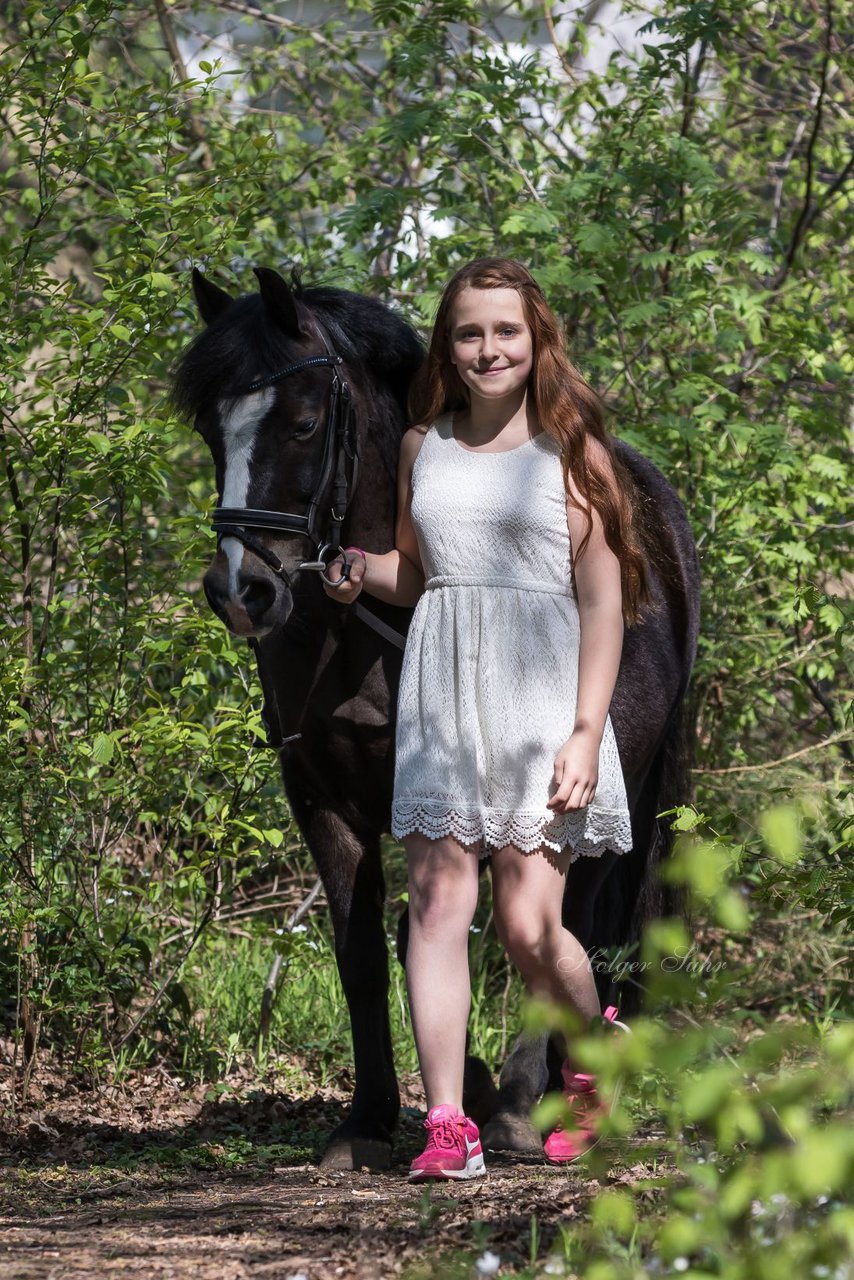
293, 418, 318, 440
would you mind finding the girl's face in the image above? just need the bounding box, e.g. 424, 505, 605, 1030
449, 287, 534, 403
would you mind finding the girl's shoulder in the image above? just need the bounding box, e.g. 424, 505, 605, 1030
562, 432, 625, 511
399, 423, 430, 471
425, 412, 452, 438
534, 430, 562, 456
400, 418, 450, 477
408, 414, 453, 454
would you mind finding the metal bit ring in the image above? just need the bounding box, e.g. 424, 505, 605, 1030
318, 544, 351, 589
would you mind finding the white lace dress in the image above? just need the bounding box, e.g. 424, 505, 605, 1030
390, 413, 633, 861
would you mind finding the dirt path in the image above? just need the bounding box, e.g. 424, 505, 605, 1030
0, 1068, 656, 1278
1, 1160, 604, 1279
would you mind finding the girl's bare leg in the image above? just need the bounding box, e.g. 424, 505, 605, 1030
405, 831, 481, 1112
490, 843, 601, 1029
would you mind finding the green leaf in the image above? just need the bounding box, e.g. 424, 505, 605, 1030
670, 806, 704, 832
91, 733, 114, 765
499, 205, 559, 236
681, 1064, 738, 1121
621, 300, 667, 325
759, 805, 802, 865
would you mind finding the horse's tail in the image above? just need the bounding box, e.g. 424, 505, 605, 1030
633, 688, 696, 943
615, 686, 697, 1015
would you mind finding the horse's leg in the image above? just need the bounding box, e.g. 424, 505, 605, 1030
481, 850, 620, 1154
462, 1039, 501, 1129
298, 803, 399, 1170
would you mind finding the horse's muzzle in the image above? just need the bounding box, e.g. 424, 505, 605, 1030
203, 547, 293, 637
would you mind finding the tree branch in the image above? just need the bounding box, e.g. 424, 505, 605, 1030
215, 0, 380, 85
154, 0, 213, 171
694, 729, 852, 775
259, 877, 324, 1041
771, 0, 834, 289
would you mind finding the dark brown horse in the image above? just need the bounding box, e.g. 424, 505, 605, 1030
174, 266, 700, 1169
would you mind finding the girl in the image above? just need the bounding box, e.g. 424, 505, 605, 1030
323, 258, 648, 1180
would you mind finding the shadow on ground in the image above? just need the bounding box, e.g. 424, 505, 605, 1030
3, 1092, 358, 1176
0, 1073, 655, 1278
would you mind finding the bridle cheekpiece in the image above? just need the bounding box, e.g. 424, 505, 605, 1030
211, 333, 359, 589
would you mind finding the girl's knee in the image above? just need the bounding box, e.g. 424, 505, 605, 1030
407, 841, 478, 934
409, 880, 474, 938
494, 908, 562, 970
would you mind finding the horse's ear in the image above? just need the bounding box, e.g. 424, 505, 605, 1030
192, 268, 233, 324
254, 267, 305, 338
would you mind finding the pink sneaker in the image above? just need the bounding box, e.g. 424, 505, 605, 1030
543, 1006, 630, 1165
408, 1104, 486, 1181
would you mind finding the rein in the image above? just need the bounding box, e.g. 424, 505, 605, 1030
211, 328, 407, 750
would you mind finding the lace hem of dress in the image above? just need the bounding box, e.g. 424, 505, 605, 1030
391, 799, 633, 860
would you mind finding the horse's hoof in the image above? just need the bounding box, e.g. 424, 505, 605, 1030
320, 1136, 393, 1171
481, 1112, 543, 1155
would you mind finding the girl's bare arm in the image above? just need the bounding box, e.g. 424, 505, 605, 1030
566, 439, 625, 743
321, 427, 426, 607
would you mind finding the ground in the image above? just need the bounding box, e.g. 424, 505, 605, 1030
0, 1058, 660, 1279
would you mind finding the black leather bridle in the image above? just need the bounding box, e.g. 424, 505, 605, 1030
211, 336, 358, 588
208, 328, 409, 751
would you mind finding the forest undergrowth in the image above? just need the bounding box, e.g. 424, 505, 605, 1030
3, 786, 853, 1278
1, 0, 851, 1275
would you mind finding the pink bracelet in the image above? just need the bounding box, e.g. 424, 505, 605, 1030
344, 546, 367, 563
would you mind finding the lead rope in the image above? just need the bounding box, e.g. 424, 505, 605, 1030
247, 600, 407, 751
247, 637, 302, 750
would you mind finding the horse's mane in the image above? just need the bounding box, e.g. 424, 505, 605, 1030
302, 285, 424, 412
172, 276, 424, 476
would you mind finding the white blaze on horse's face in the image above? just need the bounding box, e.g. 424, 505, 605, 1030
218, 388, 275, 597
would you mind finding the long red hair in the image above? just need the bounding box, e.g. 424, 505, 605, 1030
409, 257, 653, 625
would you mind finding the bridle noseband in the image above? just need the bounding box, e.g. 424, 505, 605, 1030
211, 337, 358, 588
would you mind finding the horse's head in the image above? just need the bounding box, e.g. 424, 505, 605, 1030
174, 267, 359, 637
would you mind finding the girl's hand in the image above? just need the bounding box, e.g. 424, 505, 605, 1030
321, 549, 367, 604
547, 728, 600, 813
